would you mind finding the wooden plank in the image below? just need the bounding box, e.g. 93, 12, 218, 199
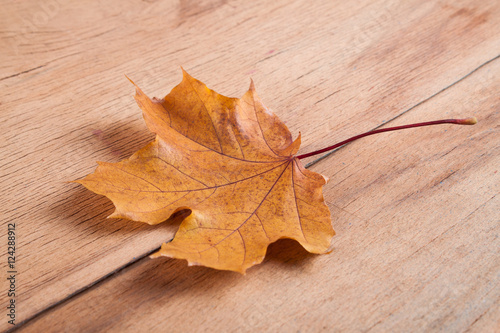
1, 0, 499, 330
16, 54, 499, 332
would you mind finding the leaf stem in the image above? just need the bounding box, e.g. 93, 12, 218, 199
296, 117, 477, 160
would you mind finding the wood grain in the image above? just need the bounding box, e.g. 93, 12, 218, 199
14, 49, 500, 333
1, 0, 498, 331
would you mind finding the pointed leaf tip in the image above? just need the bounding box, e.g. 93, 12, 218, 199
249, 78, 255, 91
125, 74, 136, 86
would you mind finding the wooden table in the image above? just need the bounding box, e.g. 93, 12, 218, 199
2, 0, 499, 332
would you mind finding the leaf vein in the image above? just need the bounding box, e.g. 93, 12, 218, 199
98, 161, 288, 194
197, 161, 292, 254
186, 75, 224, 154
292, 159, 308, 243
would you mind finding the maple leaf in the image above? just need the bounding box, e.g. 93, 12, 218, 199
77, 70, 334, 273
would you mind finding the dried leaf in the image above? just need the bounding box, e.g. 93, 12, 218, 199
77, 70, 334, 273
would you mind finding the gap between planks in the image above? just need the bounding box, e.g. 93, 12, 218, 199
305, 53, 500, 169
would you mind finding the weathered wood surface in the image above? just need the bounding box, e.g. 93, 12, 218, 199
1, 0, 498, 332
